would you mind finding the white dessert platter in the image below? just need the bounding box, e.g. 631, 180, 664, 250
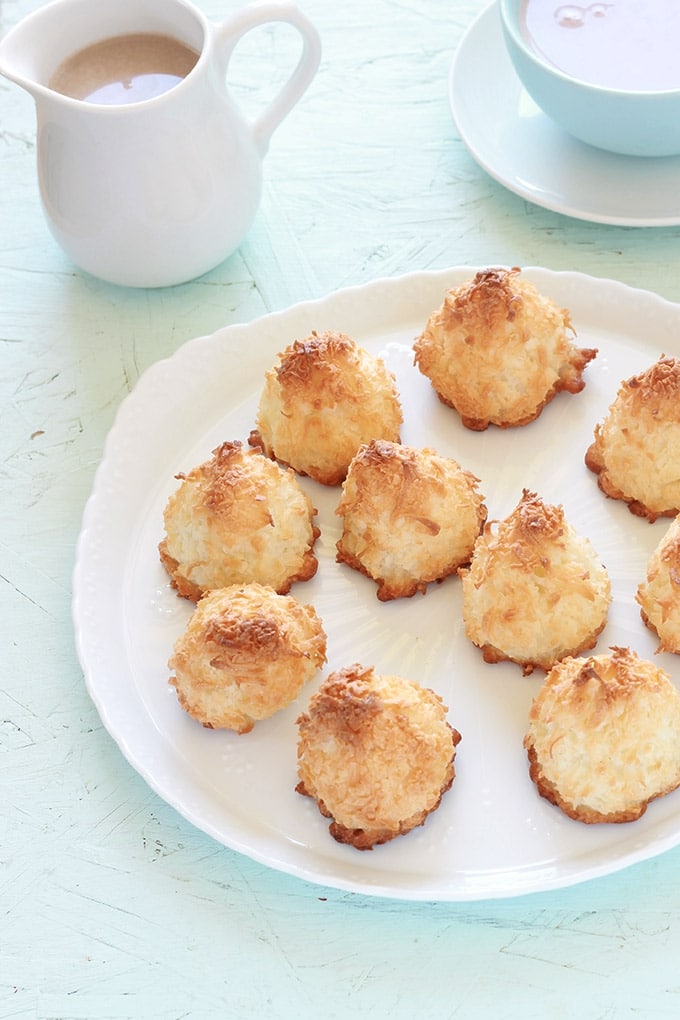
73, 266, 680, 901
449, 3, 680, 227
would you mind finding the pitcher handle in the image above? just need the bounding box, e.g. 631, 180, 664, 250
215, 0, 321, 156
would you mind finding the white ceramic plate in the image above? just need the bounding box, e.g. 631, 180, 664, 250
74, 266, 680, 901
449, 4, 680, 227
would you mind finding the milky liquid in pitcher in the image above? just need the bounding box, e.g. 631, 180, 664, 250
48, 33, 200, 105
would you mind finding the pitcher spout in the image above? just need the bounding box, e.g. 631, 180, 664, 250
0, 2, 63, 101
0, 38, 37, 99
0, 0, 131, 102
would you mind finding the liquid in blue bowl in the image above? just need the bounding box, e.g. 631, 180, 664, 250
500, 0, 680, 157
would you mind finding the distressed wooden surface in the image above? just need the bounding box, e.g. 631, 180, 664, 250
3, 0, 680, 1016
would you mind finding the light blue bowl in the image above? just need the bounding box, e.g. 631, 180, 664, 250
499, 0, 680, 157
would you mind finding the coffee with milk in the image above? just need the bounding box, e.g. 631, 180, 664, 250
49, 33, 199, 104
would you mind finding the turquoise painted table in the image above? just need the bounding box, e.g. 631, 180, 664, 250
3, 0, 680, 1015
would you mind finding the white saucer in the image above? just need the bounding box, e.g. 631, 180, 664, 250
449, 3, 680, 227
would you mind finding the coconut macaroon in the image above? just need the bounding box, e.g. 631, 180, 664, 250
585, 355, 680, 522
335, 439, 487, 600
159, 440, 319, 601
296, 663, 460, 849
249, 330, 403, 486
524, 647, 680, 823
637, 514, 680, 653
168, 583, 327, 733
459, 489, 611, 674
413, 267, 597, 430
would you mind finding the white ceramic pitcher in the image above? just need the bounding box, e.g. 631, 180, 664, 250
0, 0, 321, 287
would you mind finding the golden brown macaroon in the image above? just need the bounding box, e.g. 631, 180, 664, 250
296, 663, 460, 849
168, 583, 327, 733
413, 267, 597, 430
459, 489, 611, 674
249, 330, 403, 485
159, 440, 319, 601
585, 355, 680, 522
636, 513, 680, 653
335, 439, 487, 600
524, 646, 680, 823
